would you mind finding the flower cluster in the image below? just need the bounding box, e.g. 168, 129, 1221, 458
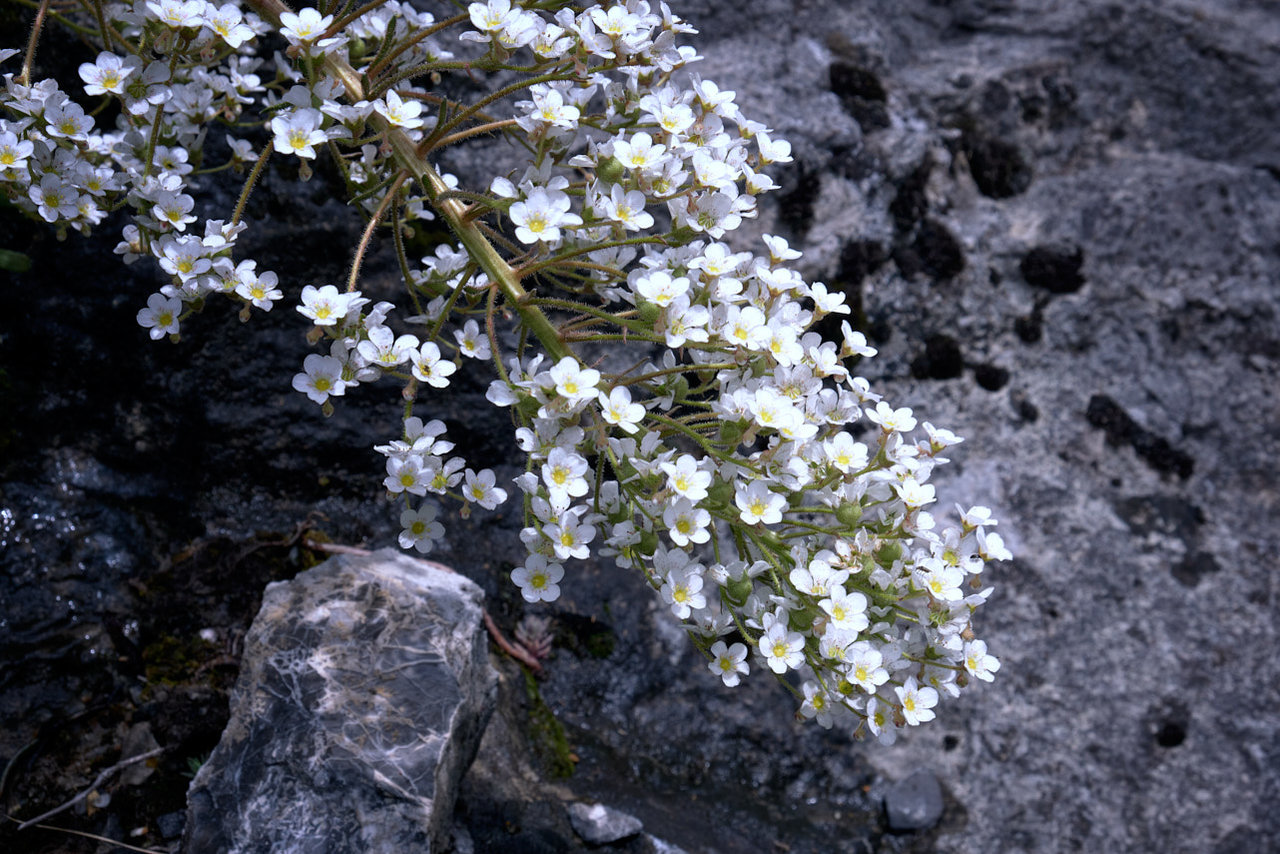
2, 0, 1007, 743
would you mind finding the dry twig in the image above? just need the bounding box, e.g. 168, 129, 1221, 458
15, 746, 165, 830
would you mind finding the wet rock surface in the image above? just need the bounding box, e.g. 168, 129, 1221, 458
3, 1, 1280, 853
184, 549, 494, 854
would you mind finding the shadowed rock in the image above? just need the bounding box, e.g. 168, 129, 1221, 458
184, 549, 495, 854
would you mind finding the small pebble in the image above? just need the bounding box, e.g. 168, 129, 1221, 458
567, 801, 643, 844
884, 769, 944, 831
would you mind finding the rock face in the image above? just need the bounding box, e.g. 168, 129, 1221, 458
183, 550, 495, 854
3, 2, 1280, 853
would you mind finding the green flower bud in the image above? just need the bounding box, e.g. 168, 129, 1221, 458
724, 574, 754, 604
718, 420, 745, 446
875, 542, 902, 567
637, 299, 661, 324
596, 156, 626, 185
637, 529, 659, 557
836, 502, 863, 528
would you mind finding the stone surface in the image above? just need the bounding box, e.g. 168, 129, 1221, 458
183, 550, 495, 854
883, 771, 945, 832
568, 802, 645, 845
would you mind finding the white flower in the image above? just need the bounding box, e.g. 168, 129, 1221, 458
136, 293, 182, 340
146, 0, 204, 28
399, 504, 444, 553
819, 587, 869, 632
357, 326, 419, 368
204, 3, 254, 48
509, 187, 581, 245
736, 481, 785, 526
662, 454, 712, 502
464, 468, 507, 510
663, 498, 710, 548
963, 640, 1001, 682
453, 320, 491, 360
708, 641, 749, 687
542, 447, 589, 502
410, 342, 457, 388
799, 682, 835, 728
374, 90, 425, 130
661, 566, 706, 620
297, 284, 356, 326
271, 109, 327, 159
548, 356, 600, 403
292, 353, 347, 404
545, 516, 595, 561
279, 7, 334, 44
759, 621, 805, 674
236, 270, 283, 311
78, 52, 134, 96
895, 677, 939, 726
512, 554, 564, 603
895, 478, 936, 509
598, 386, 644, 434
847, 642, 889, 693
0, 132, 34, 172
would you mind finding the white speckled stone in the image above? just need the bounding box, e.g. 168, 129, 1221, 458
184, 549, 495, 854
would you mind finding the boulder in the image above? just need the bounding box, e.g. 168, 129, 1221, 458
184, 549, 495, 853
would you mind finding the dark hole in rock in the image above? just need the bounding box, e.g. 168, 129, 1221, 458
1155, 721, 1186, 748
829, 61, 890, 131
1170, 551, 1222, 589
1021, 243, 1085, 294
1088, 395, 1195, 480
964, 132, 1032, 198
980, 80, 1011, 116
776, 163, 822, 239
913, 219, 966, 281
911, 334, 964, 380
890, 158, 932, 232
943, 734, 960, 751
1014, 312, 1042, 343
1011, 392, 1040, 422
973, 363, 1010, 391
837, 239, 889, 285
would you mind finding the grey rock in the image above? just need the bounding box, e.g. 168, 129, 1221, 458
883, 770, 945, 831
567, 802, 644, 845
184, 549, 495, 854
156, 810, 187, 840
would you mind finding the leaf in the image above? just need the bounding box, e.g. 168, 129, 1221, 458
0, 249, 31, 273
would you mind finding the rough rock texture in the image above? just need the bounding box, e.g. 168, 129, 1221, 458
183, 550, 495, 854
2, 1, 1279, 853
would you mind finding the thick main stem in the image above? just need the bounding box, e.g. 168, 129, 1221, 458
244, 0, 573, 364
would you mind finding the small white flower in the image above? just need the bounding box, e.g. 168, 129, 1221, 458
292, 353, 347, 404
271, 109, 327, 159
136, 293, 182, 340
895, 677, 938, 726
735, 481, 785, 526
512, 554, 564, 603
759, 621, 805, 674
708, 641, 749, 687
374, 89, 425, 130
464, 468, 507, 510
399, 504, 444, 553
78, 52, 134, 96
410, 342, 457, 388
964, 640, 1001, 682
599, 387, 644, 434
